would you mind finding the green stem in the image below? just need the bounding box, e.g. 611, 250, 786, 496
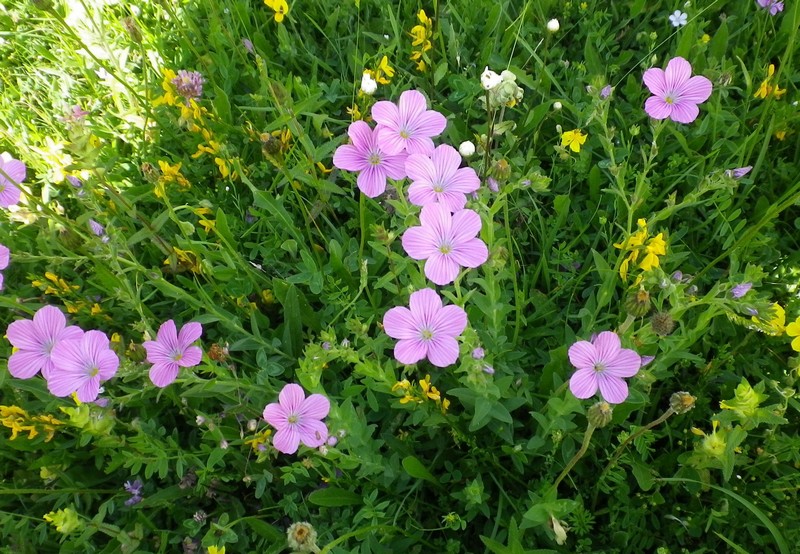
549, 423, 596, 493
599, 407, 675, 481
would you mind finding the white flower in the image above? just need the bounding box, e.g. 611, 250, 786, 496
552, 101, 562, 110
458, 141, 476, 157
481, 67, 502, 90
360, 71, 378, 95
500, 70, 517, 82
669, 10, 688, 27
546, 19, 560, 33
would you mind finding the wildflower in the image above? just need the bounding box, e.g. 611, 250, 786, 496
242, 38, 254, 54
546, 18, 560, 32
287, 522, 319, 552
143, 320, 203, 387
481, 67, 502, 90
550, 514, 569, 545
208, 547, 226, 554
568, 331, 642, 404
360, 72, 378, 95
383, 288, 468, 367
88, 219, 109, 243
731, 282, 753, 299
754, 64, 786, 99
561, 129, 587, 153
6, 305, 84, 380
600, 85, 613, 99
47, 330, 119, 402
124, 479, 143, 506
458, 141, 476, 157
346, 103, 362, 120
406, 144, 480, 212
263, 383, 330, 454
639, 233, 666, 271
0, 152, 25, 208
171, 70, 204, 102
472, 347, 485, 359
482, 364, 495, 375
701, 33, 711, 44
670, 391, 696, 414
643, 56, 712, 123
43, 507, 81, 534
156, 161, 191, 197
402, 204, 488, 285
487, 177, 499, 193
152, 68, 179, 107
0, 243, 8, 290
724, 166, 752, 179
669, 10, 688, 27
332, 120, 408, 198
372, 89, 447, 155
264, 0, 289, 22
756, 0, 784, 15
786, 317, 800, 352
365, 55, 394, 86
409, 9, 433, 72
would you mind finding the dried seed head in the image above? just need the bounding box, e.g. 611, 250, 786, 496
650, 311, 676, 336
287, 522, 319, 552
670, 391, 696, 414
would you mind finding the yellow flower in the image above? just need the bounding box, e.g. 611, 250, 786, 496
91, 303, 103, 316
752, 303, 785, 335
786, 317, 800, 352
754, 64, 786, 100
346, 104, 362, 120
43, 508, 81, 535
245, 429, 273, 452
156, 161, 191, 197
392, 379, 411, 392
639, 233, 667, 271
198, 219, 216, 233
264, 0, 289, 23
560, 129, 587, 153
775, 130, 786, 141
417, 9, 430, 26
700, 34, 711, 44
409, 9, 433, 73
208, 547, 226, 554
153, 68, 178, 107
373, 55, 395, 85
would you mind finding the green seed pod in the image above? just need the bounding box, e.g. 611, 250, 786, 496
624, 288, 651, 317
587, 401, 613, 428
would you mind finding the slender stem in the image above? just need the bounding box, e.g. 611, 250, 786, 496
600, 407, 676, 481
550, 423, 596, 493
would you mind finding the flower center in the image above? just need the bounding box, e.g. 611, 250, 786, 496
43, 340, 55, 355
593, 363, 605, 373
419, 327, 434, 341
399, 129, 410, 139
432, 182, 444, 193
287, 413, 299, 425
438, 243, 452, 254
664, 94, 675, 105
367, 152, 382, 166
88, 366, 99, 377
172, 351, 183, 362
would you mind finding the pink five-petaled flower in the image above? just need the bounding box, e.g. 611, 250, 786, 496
643, 57, 713, 124
143, 320, 203, 387
262, 383, 330, 454
6, 305, 84, 380
402, 203, 488, 285
383, 288, 467, 367
568, 331, 642, 404
48, 330, 119, 402
372, 89, 447, 155
406, 144, 480, 212
0, 243, 8, 290
332, 120, 408, 198
0, 152, 26, 208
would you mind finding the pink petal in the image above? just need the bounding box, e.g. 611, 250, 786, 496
410, 110, 447, 139
398, 90, 428, 120
177, 345, 202, 367
371, 101, 400, 130
263, 402, 288, 427
83, 330, 110, 355
382, 152, 408, 180
47, 369, 81, 397
0, 244, 9, 270
0, 184, 20, 208
669, 102, 700, 124
347, 120, 375, 151
34, 306, 68, 342
568, 341, 596, 371
156, 320, 179, 352
431, 304, 467, 338
0, 273, 4, 291
424, 252, 461, 285
402, 226, 437, 260
279, 383, 306, 413
333, 144, 368, 172
51, 339, 86, 373
61, 326, 84, 342
450, 209, 482, 241
408, 288, 442, 325
604, 349, 641, 378
96, 348, 120, 380
419, 202, 452, 236
356, 166, 387, 197
408, 181, 439, 207
272, 426, 301, 454
8, 350, 47, 379
149, 361, 180, 387
642, 68, 667, 96
450, 238, 488, 269
298, 419, 328, 447
75, 378, 100, 402
143, 339, 171, 364
0, 158, 26, 185
569, 367, 599, 399
404, 136, 436, 156
644, 96, 672, 120
6, 319, 40, 351
430, 145, 460, 182
438, 190, 468, 212
405, 153, 436, 183
427, 336, 460, 367
383, 306, 418, 340
592, 332, 621, 363
680, 75, 713, 103
299, 393, 330, 420
447, 167, 480, 194
376, 127, 408, 156
664, 57, 692, 91
177, 322, 203, 348
597, 374, 629, 404
394, 338, 428, 364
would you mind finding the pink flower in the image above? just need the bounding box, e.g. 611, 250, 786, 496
333, 120, 408, 197
48, 330, 119, 402
0, 152, 26, 208
0, 243, 8, 291
568, 331, 642, 404
143, 320, 203, 387
643, 57, 712, 123
406, 144, 480, 212
383, 288, 467, 367
757, 0, 784, 15
402, 203, 488, 285
6, 306, 84, 380
372, 90, 447, 155
263, 383, 330, 454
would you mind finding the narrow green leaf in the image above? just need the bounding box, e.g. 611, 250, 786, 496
402, 455, 437, 484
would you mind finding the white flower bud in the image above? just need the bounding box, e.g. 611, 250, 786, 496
553, 101, 562, 110
547, 19, 560, 33
458, 141, 476, 157
500, 70, 517, 82
360, 72, 378, 95
481, 66, 502, 90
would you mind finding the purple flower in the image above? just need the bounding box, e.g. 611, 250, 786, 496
263, 383, 330, 454
66, 175, 83, 188
0, 243, 8, 291
332, 120, 407, 197
63, 105, 89, 122
372, 90, 447, 155
756, 0, 784, 15
671, 270, 683, 282
143, 320, 203, 387
6, 306, 84, 380
383, 288, 467, 367
48, 330, 119, 402
487, 177, 499, 193
401, 203, 488, 285
171, 70, 204, 101
89, 219, 110, 243
568, 331, 642, 404
124, 479, 143, 496
482, 364, 495, 375
406, 144, 480, 212
242, 38, 255, 54
640, 355, 655, 367
731, 282, 753, 299
724, 166, 752, 179
600, 85, 613, 99
0, 152, 26, 208
472, 347, 485, 359
643, 57, 713, 123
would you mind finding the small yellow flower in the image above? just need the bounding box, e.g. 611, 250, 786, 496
754, 64, 786, 100
786, 317, 800, 352
153, 68, 179, 107
775, 130, 787, 141
374, 55, 395, 85
639, 233, 666, 271
700, 34, 711, 44
208, 547, 226, 554
264, 0, 289, 22
156, 161, 191, 197
392, 379, 411, 392
560, 129, 587, 153
90, 303, 103, 316
752, 303, 785, 335
346, 104, 362, 120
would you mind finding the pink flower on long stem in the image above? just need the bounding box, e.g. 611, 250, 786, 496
333, 120, 408, 197
372, 90, 447, 155
643, 57, 712, 123
48, 330, 119, 402
0, 243, 8, 291
0, 152, 26, 208
263, 383, 330, 454
406, 144, 480, 212
568, 331, 641, 404
402, 203, 488, 285
143, 320, 203, 387
6, 305, 84, 380
383, 288, 467, 367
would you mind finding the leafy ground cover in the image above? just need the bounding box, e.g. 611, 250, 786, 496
1, 0, 799, 552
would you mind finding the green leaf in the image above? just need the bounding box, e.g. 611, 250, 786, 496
402, 455, 437, 484
307, 487, 362, 507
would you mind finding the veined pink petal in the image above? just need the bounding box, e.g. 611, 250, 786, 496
371, 101, 400, 130
680, 75, 713, 103
597, 374, 629, 404
333, 144, 368, 172
408, 288, 442, 326
450, 238, 488, 268
604, 349, 641, 378
430, 145, 461, 183
96, 348, 120, 380
569, 367, 599, 399
669, 102, 700, 124
299, 393, 330, 420
438, 190, 469, 212
398, 90, 427, 121
263, 402, 288, 427
427, 335, 460, 367
592, 331, 621, 363
272, 426, 301, 454
419, 202, 452, 236
383, 306, 418, 340
62, 326, 84, 342
83, 330, 111, 358
51, 339, 87, 373
0, 244, 9, 270
644, 96, 672, 120
34, 306, 68, 344
149, 361, 180, 387
404, 136, 436, 156
402, 226, 438, 260
47, 368, 82, 397
448, 167, 480, 194
75, 378, 101, 402
156, 320, 179, 352
8, 350, 47, 379
408, 181, 439, 206
177, 322, 202, 348
410, 109, 446, 139
356, 166, 387, 197
394, 338, 428, 364
425, 252, 461, 285
568, 341, 596, 371
405, 153, 436, 184
6, 319, 40, 351
643, 68, 667, 96
382, 152, 408, 181
431, 304, 467, 338
450, 209, 482, 242
376, 127, 408, 156
0, 158, 26, 185
279, 383, 306, 413
177, 345, 202, 367
0, 184, 21, 208
143, 339, 171, 363
664, 57, 692, 92
298, 419, 328, 447
347, 120, 375, 151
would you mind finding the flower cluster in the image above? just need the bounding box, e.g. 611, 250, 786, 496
392, 374, 451, 413
0, 405, 63, 442
754, 64, 786, 99
480, 67, 524, 109
613, 218, 667, 281
362, 55, 394, 94
756, 0, 784, 15
409, 9, 433, 72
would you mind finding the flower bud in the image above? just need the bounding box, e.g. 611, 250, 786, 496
670, 392, 696, 414
547, 19, 560, 33
650, 312, 675, 336
587, 401, 613, 428
360, 72, 377, 95
624, 288, 651, 317
481, 66, 502, 90
553, 101, 562, 110
458, 140, 476, 157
